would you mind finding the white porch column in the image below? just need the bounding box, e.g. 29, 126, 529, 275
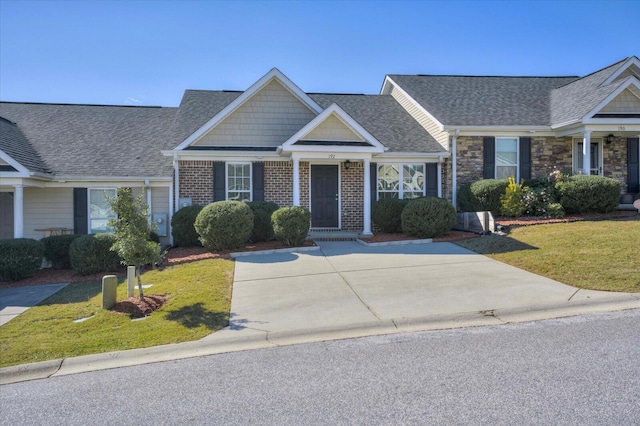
13, 184, 24, 238
582, 130, 591, 176
173, 154, 180, 212
292, 156, 300, 207
363, 158, 372, 236
437, 159, 443, 198
452, 130, 459, 208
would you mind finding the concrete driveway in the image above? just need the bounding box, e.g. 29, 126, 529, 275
223, 241, 638, 336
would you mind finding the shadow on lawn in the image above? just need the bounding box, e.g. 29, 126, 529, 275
38, 281, 103, 305
165, 302, 228, 329
456, 235, 538, 255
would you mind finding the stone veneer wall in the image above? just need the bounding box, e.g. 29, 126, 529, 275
455, 135, 631, 194
603, 136, 629, 193
340, 162, 364, 231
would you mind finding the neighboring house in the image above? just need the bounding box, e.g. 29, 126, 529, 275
1, 57, 639, 242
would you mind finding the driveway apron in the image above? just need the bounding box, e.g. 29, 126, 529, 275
226, 241, 625, 335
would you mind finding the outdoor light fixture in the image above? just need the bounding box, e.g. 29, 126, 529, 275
344, 160, 351, 170
606, 134, 616, 144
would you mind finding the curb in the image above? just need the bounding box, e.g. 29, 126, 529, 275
2, 295, 639, 386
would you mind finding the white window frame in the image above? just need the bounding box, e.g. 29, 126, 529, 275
572, 138, 603, 176
495, 137, 519, 180
225, 162, 252, 202
376, 163, 426, 200
88, 188, 117, 234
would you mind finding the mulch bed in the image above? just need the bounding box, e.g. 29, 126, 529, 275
362, 230, 480, 244
495, 210, 638, 229
111, 294, 170, 318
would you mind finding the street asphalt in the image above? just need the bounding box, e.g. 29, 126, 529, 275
1, 240, 639, 385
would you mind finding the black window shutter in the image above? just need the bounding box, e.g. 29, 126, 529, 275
370, 162, 377, 206
252, 162, 265, 201
213, 162, 226, 201
519, 137, 532, 181
483, 136, 496, 179
425, 163, 438, 197
628, 138, 639, 193
73, 188, 88, 234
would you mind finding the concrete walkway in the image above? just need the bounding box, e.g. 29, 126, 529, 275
0, 283, 68, 326
2, 241, 639, 385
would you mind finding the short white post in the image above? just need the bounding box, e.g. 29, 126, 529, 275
102, 275, 118, 310
127, 266, 136, 298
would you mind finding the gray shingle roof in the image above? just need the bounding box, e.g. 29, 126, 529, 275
309, 94, 444, 153
550, 58, 628, 126
0, 117, 50, 174
0, 102, 177, 177
388, 74, 578, 126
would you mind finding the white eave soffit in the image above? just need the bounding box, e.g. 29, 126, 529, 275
380, 76, 446, 132
281, 103, 386, 153
600, 56, 640, 86
0, 150, 31, 176
172, 68, 324, 151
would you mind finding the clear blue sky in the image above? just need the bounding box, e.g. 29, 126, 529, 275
1, 0, 638, 106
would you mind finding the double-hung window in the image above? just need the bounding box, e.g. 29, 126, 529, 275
377, 164, 425, 199
495, 137, 519, 179
88, 188, 116, 234
226, 163, 252, 201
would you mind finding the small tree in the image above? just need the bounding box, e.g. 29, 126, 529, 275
107, 188, 162, 300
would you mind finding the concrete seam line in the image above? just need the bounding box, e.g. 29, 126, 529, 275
568, 288, 581, 302
234, 270, 340, 283
319, 246, 382, 320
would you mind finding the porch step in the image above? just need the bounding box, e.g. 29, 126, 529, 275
308, 231, 360, 241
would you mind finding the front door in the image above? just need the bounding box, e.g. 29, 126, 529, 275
575, 140, 602, 175
0, 193, 14, 239
311, 165, 339, 228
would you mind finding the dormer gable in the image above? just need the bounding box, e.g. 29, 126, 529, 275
601, 56, 640, 86
175, 68, 323, 150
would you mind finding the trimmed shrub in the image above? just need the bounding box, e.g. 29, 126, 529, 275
458, 179, 509, 213
247, 201, 279, 242
149, 231, 160, 244
69, 233, 121, 275
171, 205, 204, 247
556, 175, 621, 214
272, 206, 311, 246
42, 234, 82, 269
194, 201, 254, 251
547, 203, 565, 218
500, 177, 526, 217
401, 197, 456, 239
372, 198, 409, 233
0, 238, 44, 281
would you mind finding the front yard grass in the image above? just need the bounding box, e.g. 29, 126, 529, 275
455, 216, 640, 293
0, 258, 234, 368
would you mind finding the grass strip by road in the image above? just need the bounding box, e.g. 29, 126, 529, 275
455, 216, 639, 293
0, 258, 234, 368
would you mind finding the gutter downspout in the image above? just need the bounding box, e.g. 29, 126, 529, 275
173, 154, 180, 212
452, 129, 459, 210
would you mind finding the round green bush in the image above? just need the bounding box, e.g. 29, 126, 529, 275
69, 233, 122, 275
42, 234, 82, 270
401, 197, 457, 238
458, 179, 509, 213
372, 198, 409, 233
272, 206, 311, 246
247, 201, 279, 242
556, 175, 621, 214
0, 238, 44, 281
171, 205, 204, 247
194, 201, 254, 251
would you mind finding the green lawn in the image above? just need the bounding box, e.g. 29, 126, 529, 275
455, 217, 640, 293
0, 258, 234, 368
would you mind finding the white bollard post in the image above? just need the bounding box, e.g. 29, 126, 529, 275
127, 266, 136, 298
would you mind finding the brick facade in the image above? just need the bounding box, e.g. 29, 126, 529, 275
340, 162, 364, 231
178, 160, 214, 206
264, 161, 293, 207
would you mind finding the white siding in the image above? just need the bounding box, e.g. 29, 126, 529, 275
301, 114, 364, 141
151, 186, 171, 245
23, 187, 74, 240
389, 84, 449, 150
0, 158, 9, 166
600, 89, 640, 113
193, 79, 317, 147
